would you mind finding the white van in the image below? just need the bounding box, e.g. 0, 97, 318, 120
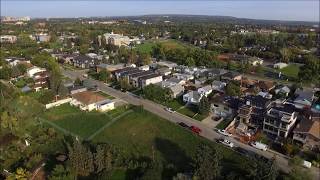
250, 141, 268, 151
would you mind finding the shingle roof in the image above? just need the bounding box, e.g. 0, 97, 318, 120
294, 119, 320, 140
72, 91, 106, 105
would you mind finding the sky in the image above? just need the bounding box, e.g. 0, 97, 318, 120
1, 0, 319, 22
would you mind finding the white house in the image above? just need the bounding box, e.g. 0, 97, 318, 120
70, 91, 115, 112
139, 65, 150, 71
183, 91, 202, 104
140, 74, 163, 88
27, 66, 46, 78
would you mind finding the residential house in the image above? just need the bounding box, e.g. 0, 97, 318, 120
73, 55, 99, 69
244, 95, 272, 127
33, 71, 49, 91
139, 74, 163, 88
96, 63, 125, 73
70, 91, 115, 112
27, 66, 46, 77
256, 81, 275, 92
0, 35, 17, 43
197, 85, 213, 97
173, 73, 194, 81
293, 89, 314, 109
157, 81, 184, 98
33, 33, 51, 42
157, 60, 178, 70
248, 57, 263, 66
211, 80, 226, 92
166, 77, 186, 85
113, 67, 139, 80
139, 65, 150, 71
221, 71, 242, 82
183, 91, 202, 104
275, 85, 291, 97
293, 116, 320, 150
130, 70, 155, 88
157, 67, 172, 76
263, 103, 298, 139
69, 86, 87, 95
5, 57, 30, 66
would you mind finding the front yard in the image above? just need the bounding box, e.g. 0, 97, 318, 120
177, 104, 208, 121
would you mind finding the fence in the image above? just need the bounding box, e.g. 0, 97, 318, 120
45, 98, 72, 109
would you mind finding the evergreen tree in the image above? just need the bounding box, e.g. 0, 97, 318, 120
198, 96, 210, 115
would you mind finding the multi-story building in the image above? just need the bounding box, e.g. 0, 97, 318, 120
27, 66, 49, 91
0, 35, 17, 43
244, 95, 272, 127
263, 104, 298, 139
103, 32, 131, 47
139, 74, 163, 88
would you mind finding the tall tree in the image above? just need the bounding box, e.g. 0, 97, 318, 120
67, 140, 94, 177
193, 144, 221, 180
198, 96, 210, 115
279, 48, 291, 63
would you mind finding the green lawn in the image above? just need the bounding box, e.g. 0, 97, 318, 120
42, 104, 114, 139
216, 118, 233, 130
278, 64, 300, 78
92, 108, 253, 178
97, 91, 116, 99
135, 42, 155, 54
177, 105, 208, 121
165, 98, 185, 111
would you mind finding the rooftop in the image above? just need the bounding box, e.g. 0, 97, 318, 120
72, 91, 107, 105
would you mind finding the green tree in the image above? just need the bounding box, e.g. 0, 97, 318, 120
0, 111, 18, 131
280, 48, 292, 63
6, 168, 30, 180
74, 77, 83, 86
119, 77, 132, 91
143, 84, 173, 104
185, 56, 195, 67
98, 70, 111, 83
193, 144, 221, 180
67, 139, 94, 177
198, 96, 210, 115
298, 55, 320, 83
94, 144, 113, 173
49, 165, 75, 180
225, 81, 241, 97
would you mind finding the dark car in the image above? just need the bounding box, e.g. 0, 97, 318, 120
177, 122, 189, 128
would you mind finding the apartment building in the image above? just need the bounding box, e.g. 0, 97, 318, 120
263, 104, 298, 139
103, 32, 130, 47
139, 74, 163, 88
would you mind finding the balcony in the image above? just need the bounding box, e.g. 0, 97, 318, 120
293, 134, 307, 144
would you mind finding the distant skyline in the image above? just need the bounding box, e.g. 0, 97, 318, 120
1, 0, 319, 22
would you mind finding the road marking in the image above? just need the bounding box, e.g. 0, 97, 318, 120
86, 110, 133, 141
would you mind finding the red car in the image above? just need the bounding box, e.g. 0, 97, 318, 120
190, 126, 202, 135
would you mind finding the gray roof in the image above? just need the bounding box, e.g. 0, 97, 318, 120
295, 89, 314, 103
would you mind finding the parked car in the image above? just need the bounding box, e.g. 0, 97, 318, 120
217, 129, 232, 137
250, 141, 268, 151
213, 116, 223, 121
219, 139, 234, 148
165, 107, 175, 113
177, 122, 189, 129
190, 126, 201, 135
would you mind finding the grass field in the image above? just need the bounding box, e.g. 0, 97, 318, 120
278, 64, 300, 78
135, 39, 190, 54
177, 105, 208, 121
92, 108, 253, 178
165, 98, 185, 111
42, 104, 114, 139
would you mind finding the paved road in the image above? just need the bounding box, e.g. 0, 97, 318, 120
62, 68, 319, 179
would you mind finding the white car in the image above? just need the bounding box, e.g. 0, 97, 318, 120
165, 107, 174, 113
219, 139, 234, 148
217, 129, 232, 137
302, 160, 312, 168
250, 141, 268, 151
